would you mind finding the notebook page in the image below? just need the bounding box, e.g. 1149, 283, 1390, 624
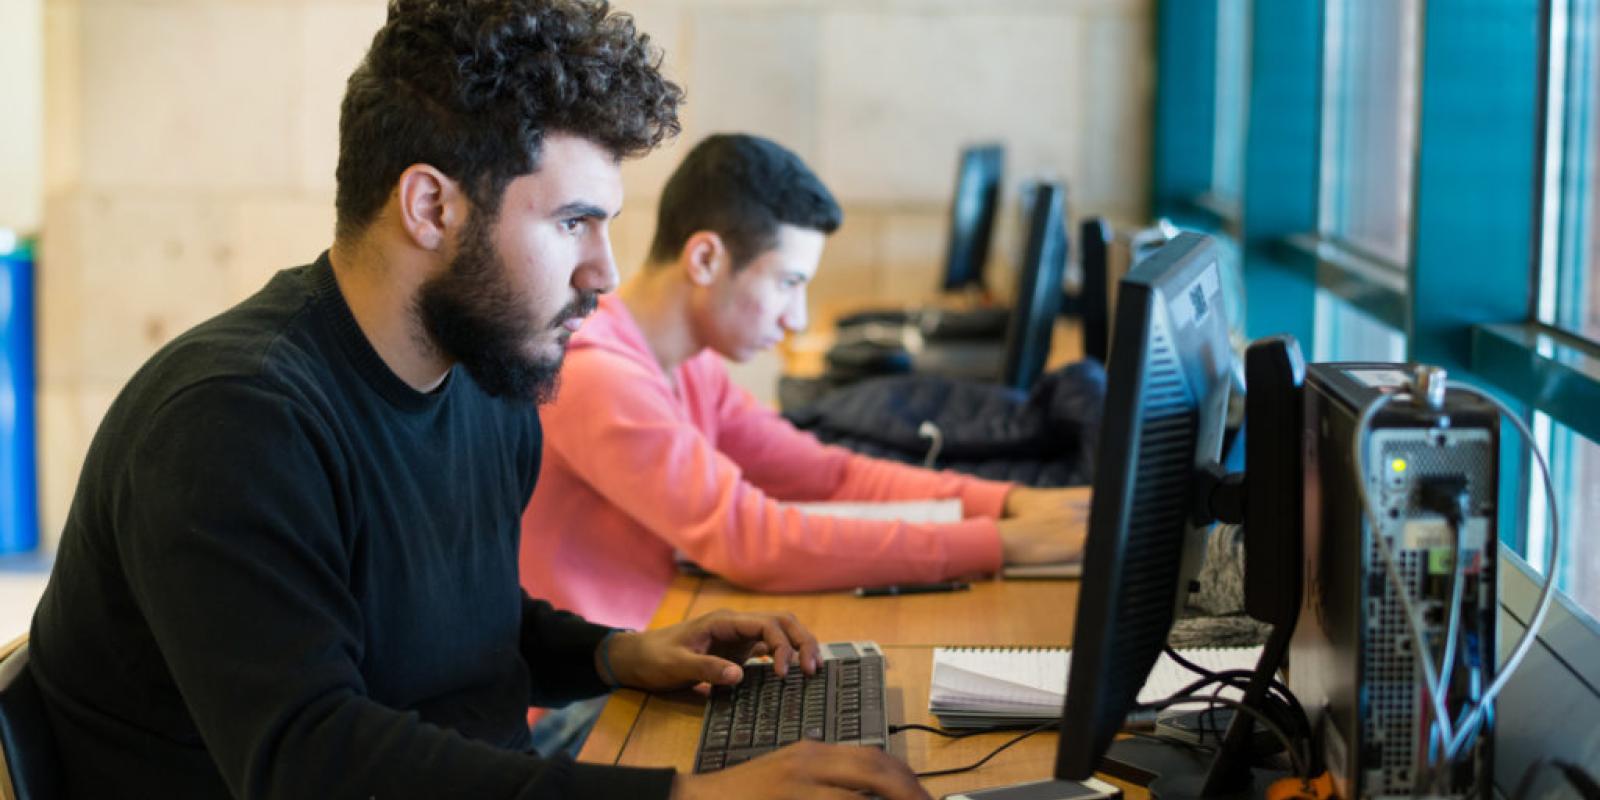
931, 648, 1068, 710
929, 646, 1265, 713
1136, 646, 1262, 705
788, 499, 963, 523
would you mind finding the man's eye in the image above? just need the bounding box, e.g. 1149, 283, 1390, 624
561, 218, 584, 233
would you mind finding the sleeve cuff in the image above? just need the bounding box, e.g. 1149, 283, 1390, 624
961, 479, 1015, 519
942, 518, 1006, 577
565, 761, 677, 799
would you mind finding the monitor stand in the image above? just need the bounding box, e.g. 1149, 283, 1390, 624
1098, 738, 1286, 800
1097, 620, 1299, 800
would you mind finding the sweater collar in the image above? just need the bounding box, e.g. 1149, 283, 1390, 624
309, 252, 451, 413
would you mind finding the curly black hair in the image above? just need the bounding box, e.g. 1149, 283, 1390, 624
334, 0, 683, 240
647, 133, 842, 270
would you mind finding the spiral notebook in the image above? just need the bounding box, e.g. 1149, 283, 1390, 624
928, 645, 1263, 728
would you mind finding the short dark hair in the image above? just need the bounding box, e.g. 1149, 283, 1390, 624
335, 0, 683, 240
646, 133, 842, 270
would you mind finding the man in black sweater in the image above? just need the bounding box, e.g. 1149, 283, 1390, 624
27, 1, 929, 798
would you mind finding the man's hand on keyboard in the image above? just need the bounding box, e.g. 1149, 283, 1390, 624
1002, 485, 1091, 520
997, 507, 1088, 565
669, 740, 932, 800
600, 610, 823, 691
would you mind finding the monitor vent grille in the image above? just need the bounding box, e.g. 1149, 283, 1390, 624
1103, 323, 1195, 723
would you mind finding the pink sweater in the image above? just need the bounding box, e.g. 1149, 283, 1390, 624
519, 295, 1011, 630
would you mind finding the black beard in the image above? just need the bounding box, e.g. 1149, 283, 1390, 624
415, 214, 596, 404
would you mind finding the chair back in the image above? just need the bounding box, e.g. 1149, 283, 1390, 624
0, 642, 63, 800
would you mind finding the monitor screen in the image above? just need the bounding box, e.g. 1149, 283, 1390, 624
1055, 232, 1235, 779
1000, 181, 1069, 391
941, 144, 1005, 292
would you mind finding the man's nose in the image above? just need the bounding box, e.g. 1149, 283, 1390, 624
576, 235, 619, 294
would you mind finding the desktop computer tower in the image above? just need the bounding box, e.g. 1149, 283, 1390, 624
1290, 363, 1498, 800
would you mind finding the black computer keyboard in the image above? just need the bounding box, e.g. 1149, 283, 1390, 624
835, 307, 1013, 342
693, 641, 888, 773
918, 306, 1013, 341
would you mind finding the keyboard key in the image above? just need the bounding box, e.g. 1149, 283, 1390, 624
694, 645, 888, 772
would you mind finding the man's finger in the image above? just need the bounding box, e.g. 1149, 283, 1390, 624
771, 612, 822, 673
688, 653, 743, 686
705, 614, 797, 674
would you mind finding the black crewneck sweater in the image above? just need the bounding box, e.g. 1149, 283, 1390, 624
30, 254, 675, 799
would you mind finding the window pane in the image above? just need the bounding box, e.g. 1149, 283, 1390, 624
1519, 414, 1600, 626
1319, 0, 1421, 266
1210, 0, 1250, 206
1312, 290, 1406, 362
1543, 0, 1599, 341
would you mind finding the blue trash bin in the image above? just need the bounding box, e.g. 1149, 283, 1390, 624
1, 232, 39, 554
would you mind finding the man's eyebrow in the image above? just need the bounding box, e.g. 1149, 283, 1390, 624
551, 201, 620, 220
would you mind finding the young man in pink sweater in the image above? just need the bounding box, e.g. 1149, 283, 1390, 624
521, 133, 1091, 643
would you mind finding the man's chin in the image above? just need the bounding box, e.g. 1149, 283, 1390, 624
719, 343, 769, 363
457, 352, 564, 404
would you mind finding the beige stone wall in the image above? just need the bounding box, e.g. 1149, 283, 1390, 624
1, 0, 43, 232
37, 0, 1153, 549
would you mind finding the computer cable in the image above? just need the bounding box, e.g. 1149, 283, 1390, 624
1157, 668, 1310, 753
909, 721, 1058, 779
1133, 694, 1309, 779
1162, 646, 1308, 732
889, 722, 1041, 739
1351, 379, 1562, 763
1512, 758, 1600, 800
1417, 476, 1473, 701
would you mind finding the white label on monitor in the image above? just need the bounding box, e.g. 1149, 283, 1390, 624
1170, 267, 1221, 329
1347, 368, 1409, 388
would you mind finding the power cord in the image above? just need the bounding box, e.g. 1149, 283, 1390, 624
889, 722, 1042, 739
1159, 646, 1312, 767
899, 721, 1058, 779
1162, 646, 1309, 732
1133, 694, 1310, 779
894, 695, 1310, 780
1351, 381, 1561, 764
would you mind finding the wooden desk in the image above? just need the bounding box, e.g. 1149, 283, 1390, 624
605, 645, 1062, 794
579, 574, 704, 761
583, 642, 1144, 798
577, 574, 1113, 795
685, 576, 1079, 647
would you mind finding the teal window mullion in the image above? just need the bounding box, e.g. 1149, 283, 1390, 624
1237, 0, 1322, 345
1408, 0, 1543, 372
1152, 0, 1219, 218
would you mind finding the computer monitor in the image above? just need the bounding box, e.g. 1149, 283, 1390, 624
941, 143, 1005, 292
1051, 232, 1295, 798
999, 181, 1069, 391
1077, 217, 1112, 365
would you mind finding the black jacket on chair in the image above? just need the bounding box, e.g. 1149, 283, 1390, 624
783, 360, 1106, 487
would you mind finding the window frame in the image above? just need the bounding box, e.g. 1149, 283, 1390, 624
1152, 0, 1600, 782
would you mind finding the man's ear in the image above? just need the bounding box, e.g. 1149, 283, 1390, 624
395, 164, 466, 251
682, 231, 727, 287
